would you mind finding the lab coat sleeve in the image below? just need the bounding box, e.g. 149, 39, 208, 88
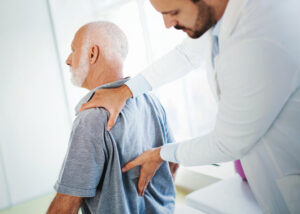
125, 35, 210, 97
161, 40, 300, 165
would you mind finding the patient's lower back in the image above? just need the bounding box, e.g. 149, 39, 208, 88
55, 93, 175, 214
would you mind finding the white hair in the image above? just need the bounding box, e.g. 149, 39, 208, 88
83, 21, 128, 61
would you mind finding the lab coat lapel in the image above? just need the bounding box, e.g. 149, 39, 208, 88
207, 0, 247, 101
218, 0, 247, 46
206, 29, 219, 101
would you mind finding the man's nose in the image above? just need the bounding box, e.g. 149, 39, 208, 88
66, 54, 72, 66
162, 14, 177, 29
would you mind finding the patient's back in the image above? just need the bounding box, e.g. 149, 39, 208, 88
55, 88, 176, 214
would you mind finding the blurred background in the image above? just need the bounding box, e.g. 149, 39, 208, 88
0, 0, 234, 213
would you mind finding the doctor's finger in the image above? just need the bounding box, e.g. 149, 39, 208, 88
80, 101, 98, 112
141, 178, 151, 196
138, 171, 147, 196
106, 111, 118, 131
122, 156, 143, 172
79, 95, 104, 111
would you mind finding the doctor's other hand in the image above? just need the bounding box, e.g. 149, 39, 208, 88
80, 84, 133, 130
169, 162, 179, 181
122, 147, 164, 196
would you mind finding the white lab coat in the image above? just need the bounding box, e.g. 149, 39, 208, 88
139, 0, 300, 213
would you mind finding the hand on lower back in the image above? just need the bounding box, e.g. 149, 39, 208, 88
122, 147, 164, 196
80, 84, 133, 130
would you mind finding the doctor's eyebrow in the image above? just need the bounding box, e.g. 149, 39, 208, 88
162, 10, 179, 15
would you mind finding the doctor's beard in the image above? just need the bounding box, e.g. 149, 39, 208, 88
175, 0, 217, 39
70, 48, 89, 87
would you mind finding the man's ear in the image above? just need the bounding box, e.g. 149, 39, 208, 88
88, 45, 100, 64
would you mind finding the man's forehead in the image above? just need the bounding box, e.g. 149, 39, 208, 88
71, 40, 74, 50
70, 36, 77, 50
72, 30, 84, 47
150, 0, 183, 13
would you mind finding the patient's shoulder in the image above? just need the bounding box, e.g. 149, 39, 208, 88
74, 107, 109, 129
141, 93, 166, 117
141, 93, 163, 108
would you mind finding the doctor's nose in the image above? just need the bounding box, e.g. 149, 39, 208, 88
162, 14, 177, 29
66, 54, 72, 66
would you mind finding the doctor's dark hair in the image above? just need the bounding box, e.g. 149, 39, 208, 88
191, 0, 200, 2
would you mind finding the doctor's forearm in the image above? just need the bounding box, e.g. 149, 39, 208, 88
141, 49, 194, 90
161, 134, 234, 166
127, 37, 208, 97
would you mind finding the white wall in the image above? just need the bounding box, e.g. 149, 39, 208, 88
0, 147, 10, 209
0, 0, 71, 209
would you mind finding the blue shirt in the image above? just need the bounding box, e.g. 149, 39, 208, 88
211, 18, 221, 68
55, 78, 176, 214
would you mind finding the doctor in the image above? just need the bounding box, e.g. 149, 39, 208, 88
81, 0, 300, 213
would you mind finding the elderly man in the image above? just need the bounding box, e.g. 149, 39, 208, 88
47, 21, 177, 214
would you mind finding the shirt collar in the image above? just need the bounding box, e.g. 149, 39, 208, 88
75, 77, 130, 115
212, 17, 223, 39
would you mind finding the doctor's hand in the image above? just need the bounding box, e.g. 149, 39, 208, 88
169, 162, 179, 181
122, 147, 164, 196
80, 85, 133, 131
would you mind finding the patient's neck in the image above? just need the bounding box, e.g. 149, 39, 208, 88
83, 62, 123, 90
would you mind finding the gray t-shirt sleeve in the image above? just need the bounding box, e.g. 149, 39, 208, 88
54, 108, 108, 197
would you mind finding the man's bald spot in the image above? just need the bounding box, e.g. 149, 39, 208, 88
76, 24, 102, 46
76, 21, 128, 61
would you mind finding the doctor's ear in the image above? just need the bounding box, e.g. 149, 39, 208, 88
88, 45, 100, 64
